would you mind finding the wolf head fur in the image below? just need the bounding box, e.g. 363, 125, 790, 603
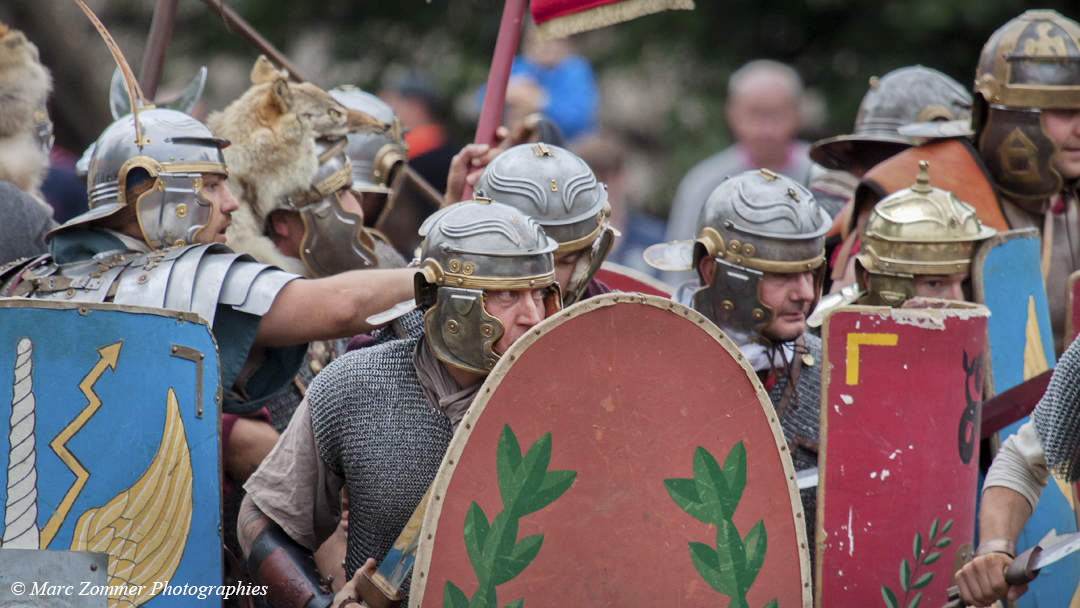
207, 56, 386, 272
0, 23, 53, 197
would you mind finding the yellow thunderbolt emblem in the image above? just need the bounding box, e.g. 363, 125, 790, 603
845, 333, 898, 385
41, 341, 122, 548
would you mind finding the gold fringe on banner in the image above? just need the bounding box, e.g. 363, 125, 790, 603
536, 0, 694, 42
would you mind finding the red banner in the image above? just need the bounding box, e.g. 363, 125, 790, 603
531, 0, 694, 40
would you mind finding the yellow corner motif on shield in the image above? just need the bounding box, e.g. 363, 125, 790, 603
846, 333, 899, 385
69, 387, 193, 608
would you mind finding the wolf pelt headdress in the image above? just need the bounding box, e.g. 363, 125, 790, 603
208, 56, 386, 275
0, 22, 53, 197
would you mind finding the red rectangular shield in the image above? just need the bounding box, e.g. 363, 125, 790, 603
817, 303, 989, 608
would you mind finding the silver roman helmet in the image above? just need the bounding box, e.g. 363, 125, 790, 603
473, 142, 614, 306
328, 86, 408, 226
280, 138, 379, 277
415, 199, 561, 373
810, 66, 972, 173
58, 107, 229, 249
646, 169, 830, 345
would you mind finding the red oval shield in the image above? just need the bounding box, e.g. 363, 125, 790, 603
411, 293, 810, 608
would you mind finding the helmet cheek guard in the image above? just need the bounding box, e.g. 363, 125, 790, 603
693, 256, 768, 346
120, 156, 218, 249
283, 140, 381, 277
563, 221, 615, 306
977, 106, 1062, 204
423, 282, 506, 373
297, 190, 378, 278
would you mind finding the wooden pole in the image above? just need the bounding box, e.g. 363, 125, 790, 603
197, 0, 310, 82
138, 0, 179, 100
465, 0, 528, 198
473, 0, 528, 146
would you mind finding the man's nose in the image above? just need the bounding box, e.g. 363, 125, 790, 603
945, 282, 965, 302
222, 184, 240, 213
791, 272, 815, 301
517, 294, 545, 326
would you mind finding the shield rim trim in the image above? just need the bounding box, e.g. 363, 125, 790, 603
408, 291, 812, 607
598, 261, 675, 297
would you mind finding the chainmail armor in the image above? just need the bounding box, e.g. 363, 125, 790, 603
767, 331, 821, 553
374, 237, 408, 269
307, 337, 453, 600
1033, 337, 1080, 483
367, 308, 426, 347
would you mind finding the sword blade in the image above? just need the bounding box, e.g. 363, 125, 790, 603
1031, 531, 1080, 572
796, 467, 818, 490
368, 486, 433, 597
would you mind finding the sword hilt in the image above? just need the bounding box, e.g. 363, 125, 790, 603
942, 584, 964, 608
1004, 545, 1042, 586
941, 547, 1041, 608
356, 571, 402, 608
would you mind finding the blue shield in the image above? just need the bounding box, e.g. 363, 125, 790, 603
0, 301, 221, 606
974, 229, 1077, 607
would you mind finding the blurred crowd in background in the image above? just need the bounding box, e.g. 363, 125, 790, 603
4, 0, 1074, 283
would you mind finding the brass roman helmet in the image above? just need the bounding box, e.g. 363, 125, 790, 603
415, 199, 561, 373
857, 161, 996, 306
973, 10, 1080, 202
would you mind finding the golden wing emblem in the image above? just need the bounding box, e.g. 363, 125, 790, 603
70, 388, 194, 608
